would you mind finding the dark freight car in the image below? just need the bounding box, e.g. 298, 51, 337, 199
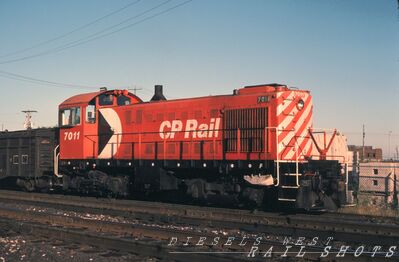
0, 128, 58, 189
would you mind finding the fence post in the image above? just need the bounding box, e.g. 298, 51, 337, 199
393, 168, 398, 208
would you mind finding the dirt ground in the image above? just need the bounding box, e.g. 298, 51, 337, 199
0, 228, 158, 262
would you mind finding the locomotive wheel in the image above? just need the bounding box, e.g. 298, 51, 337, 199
190, 184, 199, 198
188, 180, 206, 200
240, 187, 265, 208
23, 180, 35, 192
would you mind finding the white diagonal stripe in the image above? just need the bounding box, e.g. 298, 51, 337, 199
279, 97, 312, 149
98, 108, 122, 159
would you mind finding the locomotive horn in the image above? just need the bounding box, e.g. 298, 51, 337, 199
151, 85, 167, 101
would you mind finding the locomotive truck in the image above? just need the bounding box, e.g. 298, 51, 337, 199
0, 84, 349, 210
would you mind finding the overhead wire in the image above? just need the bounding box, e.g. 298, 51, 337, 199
0, 0, 193, 65
0, 0, 173, 64
0, 0, 142, 59
0, 70, 97, 89
0, 70, 171, 94
53, 0, 173, 51
0, 0, 193, 91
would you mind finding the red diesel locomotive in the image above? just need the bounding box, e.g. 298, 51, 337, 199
56, 83, 347, 210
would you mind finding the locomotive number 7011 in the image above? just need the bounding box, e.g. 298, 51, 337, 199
64, 131, 80, 141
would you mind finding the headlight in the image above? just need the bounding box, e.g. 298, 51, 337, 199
297, 99, 305, 110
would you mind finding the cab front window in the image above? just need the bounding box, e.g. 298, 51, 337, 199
60, 107, 81, 127
99, 94, 114, 106
117, 95, 131, 106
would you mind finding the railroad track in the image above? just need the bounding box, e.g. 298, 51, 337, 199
0, 190, 397, 261
0, 190, 397, 245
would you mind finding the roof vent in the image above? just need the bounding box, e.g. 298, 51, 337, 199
244, 83, 286, 89
151, 85, 166, 101
100, 87, 107, 92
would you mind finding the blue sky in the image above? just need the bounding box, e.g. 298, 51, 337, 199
0, 0, 398, 157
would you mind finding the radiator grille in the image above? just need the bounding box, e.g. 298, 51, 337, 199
224, 108, 268, 152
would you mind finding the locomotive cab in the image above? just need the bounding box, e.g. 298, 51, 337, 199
59, 89, 141, 160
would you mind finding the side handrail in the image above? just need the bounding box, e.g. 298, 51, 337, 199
82, 126, 288, 187
53, 145, 62, 178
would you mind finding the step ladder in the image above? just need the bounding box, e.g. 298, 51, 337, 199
278, 173, 301, 202
274, 116, 301, 202
276, 134, 301, 202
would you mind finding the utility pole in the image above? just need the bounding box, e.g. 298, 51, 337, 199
393, 167, 398, 209
129, 87, 142, 95
388, 131, 392, 160
21, 110, 37, 130
362, 124, 365, 162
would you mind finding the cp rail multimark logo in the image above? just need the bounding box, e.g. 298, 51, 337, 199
159, 118, 221, 139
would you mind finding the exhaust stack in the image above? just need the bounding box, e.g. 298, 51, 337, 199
151, 85, 167, 101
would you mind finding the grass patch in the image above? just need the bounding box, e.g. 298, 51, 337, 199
338, 193, 399, 218
338, 205, 399, 218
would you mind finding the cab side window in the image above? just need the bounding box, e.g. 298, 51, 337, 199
73, 107, 81, 125
61, 109, 71, 126
60, 107, 81, 126
99, 94, 114, 106
86, 104, 96, 123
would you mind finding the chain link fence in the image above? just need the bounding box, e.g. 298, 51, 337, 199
347, 163, 399, 208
